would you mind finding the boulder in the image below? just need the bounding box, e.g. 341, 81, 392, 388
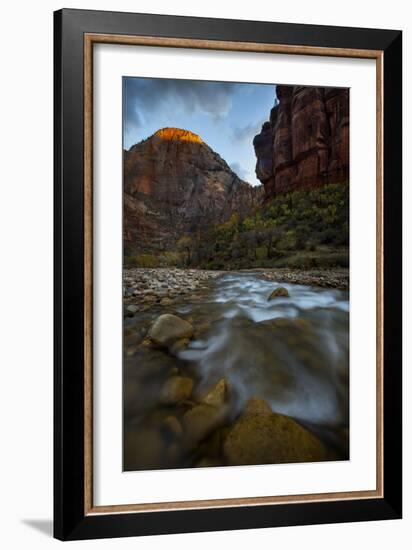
200, 378, 228, 408
126, 304, 139, 314
169, 337, 191, 356
223, 410, 328, 466
148, 314, 194, 348
160, 376, 194, 405
161, 415, 183, 438
182, 404, 226, 446
268, 286, 289, 300
243, 397, 273, 417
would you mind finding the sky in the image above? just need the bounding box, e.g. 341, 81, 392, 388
123, 77, 277, 186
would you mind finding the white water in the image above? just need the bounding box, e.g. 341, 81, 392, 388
176, 272, 349, 427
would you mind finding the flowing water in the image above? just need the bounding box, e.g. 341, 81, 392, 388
123, 271, 349, 470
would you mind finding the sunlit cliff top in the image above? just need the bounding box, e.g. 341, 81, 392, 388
154, 127, 203, 143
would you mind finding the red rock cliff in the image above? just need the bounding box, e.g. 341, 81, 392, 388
124, 128, 263, 252
253, 85, 349, 199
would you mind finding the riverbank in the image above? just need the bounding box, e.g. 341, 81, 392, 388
256, 268, 349, 290
124, 267, 349, 315
124, 268, 223, 314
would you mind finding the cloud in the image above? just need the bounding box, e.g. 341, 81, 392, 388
232, 119, 266, 143
123, 77, 240, 142
229, 161, 256, 184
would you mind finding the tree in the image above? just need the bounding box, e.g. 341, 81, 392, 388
177, 235, 194, 267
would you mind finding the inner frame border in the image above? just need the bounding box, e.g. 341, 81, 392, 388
83, 33, 384, 515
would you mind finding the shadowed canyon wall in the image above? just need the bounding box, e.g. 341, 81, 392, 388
253, 85, 349, 199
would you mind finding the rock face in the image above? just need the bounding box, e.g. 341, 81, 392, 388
254, 86, 349, 199
124, 127, 263, 252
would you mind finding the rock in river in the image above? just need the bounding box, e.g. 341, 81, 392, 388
223, 402, 327, 466
268, 286, 289, 300
161, 415, 183, 438
160, 376, 194, 405
200, 378, 228, 408
243, 397, 273, 416
148, 314, 194, 348
125, 304, 139, 317
183, 404, 227, 447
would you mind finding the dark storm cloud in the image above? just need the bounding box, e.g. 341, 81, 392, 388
123, 77, 240, 135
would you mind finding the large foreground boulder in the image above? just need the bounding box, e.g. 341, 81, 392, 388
223, 400, 327, 466
148, 314, 194, 348
243, 397, 273, 417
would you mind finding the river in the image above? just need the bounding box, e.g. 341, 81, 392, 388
123, 271, 349, 470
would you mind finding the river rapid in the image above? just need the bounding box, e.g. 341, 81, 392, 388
123, 271, 349, 470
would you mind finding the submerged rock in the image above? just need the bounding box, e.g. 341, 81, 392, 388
160, 376, 194, 405
148, 314, 194, 348
223, 406, 327, 466
268, 286, 289, 300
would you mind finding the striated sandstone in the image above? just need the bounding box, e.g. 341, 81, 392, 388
253, 85, 349, 199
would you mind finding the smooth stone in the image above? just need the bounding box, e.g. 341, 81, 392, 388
268, 286, 289, 300
243, 397, 273, 417
125, 344, 140, 357
169, 337, 191, 356
160, 376, 194, 405
223, 411, 327, 466
182, 404, 226, 446
200, 378, 228, 408
142, 294, 157, 303
161, 415, 183, 438
148, 314, 194, 348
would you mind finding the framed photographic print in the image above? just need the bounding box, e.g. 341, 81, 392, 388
54, 8, 402, 540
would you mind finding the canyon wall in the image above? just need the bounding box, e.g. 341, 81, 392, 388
253, 85, 349, 199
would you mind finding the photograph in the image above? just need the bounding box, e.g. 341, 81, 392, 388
51, 7, 402, 541
122, 77, 350, 471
